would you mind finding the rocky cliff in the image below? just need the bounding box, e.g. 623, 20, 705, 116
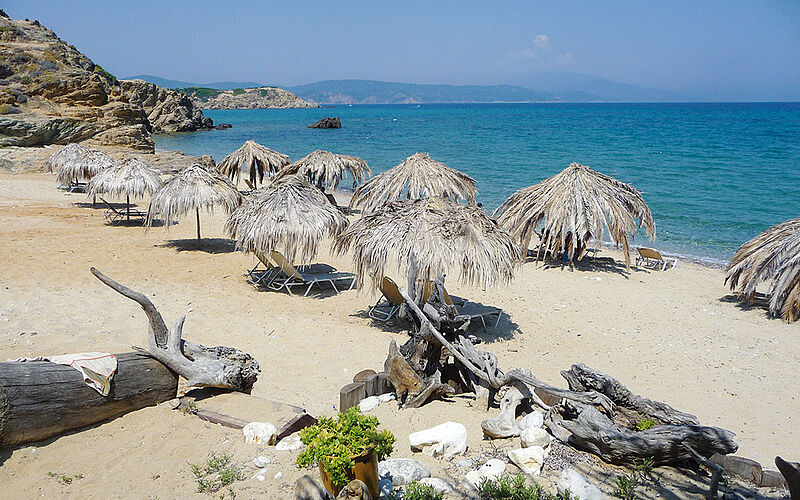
0, 12, 212, 151
180, 86, 317, 110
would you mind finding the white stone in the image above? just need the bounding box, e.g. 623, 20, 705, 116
519, 411, 544, 430
520, 427, 551, 449
274, 471, 283, 480
377, 393, 396, 403
507, 446, 546, 475
358, 396, 381, 412
242, 422, 277, 445
557, 468, 602, 500
420, 477, 454, 494
255, 473, 265, 482
463, 470, 486, 490
478, 459, 506, 479
378, 458, 430, 485
276, 432, 305, 451
253, 456, 271, 468
408, 421, 467, 457
456, 458, 475, 469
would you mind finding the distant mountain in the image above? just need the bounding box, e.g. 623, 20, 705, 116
123, 74, 264, 90
506, 71, 679, 102
287, 79, 597, 104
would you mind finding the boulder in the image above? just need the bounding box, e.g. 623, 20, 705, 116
557, 468, 602, 500
479, 459, 507, 479
508, 447, 546, 475
519, 411, 544, 430
419, 477, 455, 494
378, 458, 431, 485
409, 421, 468, 457
309, 117, 342, 129
294, 474, 331, 500
520, 427, 551, 449
242, 421, 277, 445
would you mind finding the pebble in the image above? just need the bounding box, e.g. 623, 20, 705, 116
253, 456, 271, 468
276, 432, 305, 451
419, 477, 455, 494
358, 395, 380, 412
519, 411, 544, 430
457, 458, 475, 469
274, 471, 283, 480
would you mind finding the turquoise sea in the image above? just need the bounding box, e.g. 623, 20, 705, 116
154, 103, 800, 264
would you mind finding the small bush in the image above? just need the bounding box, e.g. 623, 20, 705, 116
232, 88, 246, 95
93, 64, 117, 84
190, 454, 243, 494
405, 481, 443, 500
478, 473, 572, 500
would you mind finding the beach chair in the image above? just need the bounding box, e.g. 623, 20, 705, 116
635, 247, 677, 270
57, 181, 87, 193
368, 277, 405, 321
421, 280, 503, 331
245, 251, 281, 288
267, 250, 356, 296
99, 197, 146, 225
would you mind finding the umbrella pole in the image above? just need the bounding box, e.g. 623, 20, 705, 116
196, 208, 201, 247
126, 195, 130, 221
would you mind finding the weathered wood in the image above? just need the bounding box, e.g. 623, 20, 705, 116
775, 456, 798, 497
340, 382, 366, 412
91, 267, 260, 391
546, 401, 738, 465
363, 371, 392, 397
383, 340, 424, 405
0, 352, 177, 448
481, 387, 525, 438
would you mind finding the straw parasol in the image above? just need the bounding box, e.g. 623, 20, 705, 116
88, 158, 162, 220
217, 140, 290, 188
273, 150, 371, 191
56, 149, 114, 186
493, 162, 655, 269
44, 143, 89, 174
349, 152, 477, 212
147, 164, 243, 245
334, 197, 520, 294
225, 175, 348, 264
725, 217, 800, 322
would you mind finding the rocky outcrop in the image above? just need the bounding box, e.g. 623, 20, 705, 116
183, 86, 317, 110
309, 117, 341, 129
0, 15, 212, 151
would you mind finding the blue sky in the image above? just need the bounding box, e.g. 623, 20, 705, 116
5, 1, 799, 100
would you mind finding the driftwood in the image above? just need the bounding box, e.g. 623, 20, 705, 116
776, 456, 800, 500
0, 352, 177, 448
91, 267, 260, 391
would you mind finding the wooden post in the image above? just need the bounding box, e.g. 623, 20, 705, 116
126, 194, 130, 221
196, 207, 201, 246
339, 382, 366, 412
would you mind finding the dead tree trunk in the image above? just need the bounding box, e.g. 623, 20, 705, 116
0, 352, 177, 448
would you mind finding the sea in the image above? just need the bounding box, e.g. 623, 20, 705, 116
153, 103, 800, 266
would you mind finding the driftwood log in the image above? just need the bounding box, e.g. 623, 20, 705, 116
0, 352, 177, 448
384, 281, 738, 465
91, 268, 260, 391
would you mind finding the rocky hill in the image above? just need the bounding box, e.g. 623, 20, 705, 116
178, 86, 317, 109
0, 12, 212, 151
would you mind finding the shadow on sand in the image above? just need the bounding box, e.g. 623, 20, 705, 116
719, 293, 771, 315
157, 238, 236, 254
534, 254, 643, 278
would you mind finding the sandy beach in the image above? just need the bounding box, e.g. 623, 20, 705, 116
0, 167, 796, 499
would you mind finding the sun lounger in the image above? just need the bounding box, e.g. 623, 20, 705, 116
58, 181, 87, 193
99, 197, 146, 225
635, 247, 677, 270
368, 277, 405, 321
245, 251, 282, 288
267, 250, 356, 296
421, 280, 503, 330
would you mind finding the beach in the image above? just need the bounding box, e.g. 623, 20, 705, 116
0, 167, 796, 498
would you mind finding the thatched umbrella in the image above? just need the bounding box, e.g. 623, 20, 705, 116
147, 164, 243, 245
225, 175, 348, 264
274, 150, 371, 191
349, 152, 477, 212
334, 197, 520, 295
493, 162, 655, 269
217, 140, 290, 188
44, 143, 89, 174
88, 158, 162, 220
725, 217, 800, 322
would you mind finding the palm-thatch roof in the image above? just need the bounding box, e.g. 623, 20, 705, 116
493, 162, 655, 268
44, 143, 89, 173
226, 175, 348, 264
725, 217, 800, 321
147, 164, 242, 242
274, 150, 371, 190
56, 149, 114, 185
349, 152, 477, 212
87, 158, 162, 200
334, 197, 520, 291
217, 140, 290, 187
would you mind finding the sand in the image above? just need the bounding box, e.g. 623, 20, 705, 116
0, 169, 796, 499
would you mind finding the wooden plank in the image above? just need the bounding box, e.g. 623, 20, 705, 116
339, 381, 366, 412
0, 352, 178, 448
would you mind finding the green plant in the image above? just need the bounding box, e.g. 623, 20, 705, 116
46, 471, 84, 485
404, 481, 443, 500
632, 456, 654, 480
232, 88, 246, 95
635, 418, 656, 431
478, 473, 572, 500
190, 454, 243, 494
259, 89, 269, 97
613, 474, 637, 500
93, 64, 117, 83
296, 407, 395, 489
182, 400, 198, 414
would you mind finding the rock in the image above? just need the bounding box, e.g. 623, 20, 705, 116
274, 471, 283, 480
519, 411, 544, 430
557, 468, 602, 500
0, 64, 13, 78
276, 432, 305, 451
309, 117, 342, 128
358, 396, 380, 412
120, 79, 213, 133
336, 479, 369, 499
520, 428, 550, 449
419, 477, 455, 494
378, 458, 431, 486
255, 472, 265, 481
508, 446, 546, 475
479, 459, 507, 479
457, 458, 475, 469
377, 393, 395, 403
242, 421, 277, 445
293, 474, 331, 500
214, 123, 232, 130
378, 478, 393, 498
183, 86, 317, 110
408, 421, 468, 457
157, 398, 181, 410
253, 456, 271, 468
